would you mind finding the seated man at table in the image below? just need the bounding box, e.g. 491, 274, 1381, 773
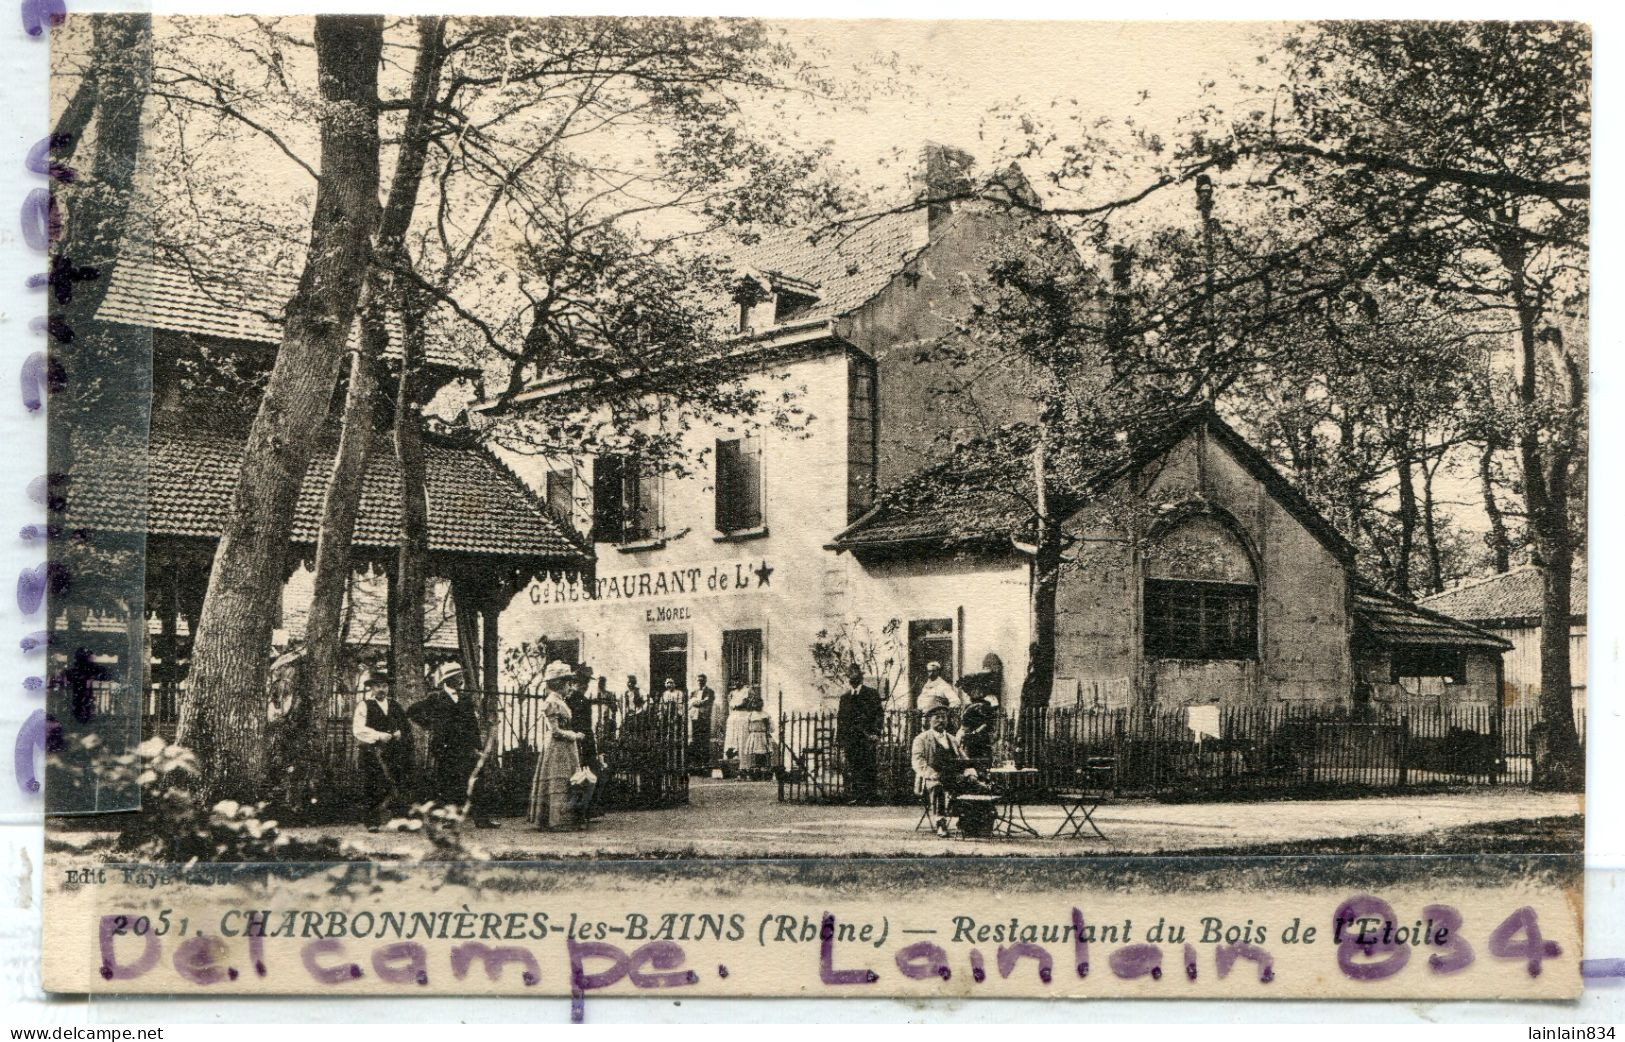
912, 705, 984, 837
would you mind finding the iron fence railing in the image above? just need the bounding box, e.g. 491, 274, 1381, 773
112, 684, 689, 820
776, 703, 1549, 804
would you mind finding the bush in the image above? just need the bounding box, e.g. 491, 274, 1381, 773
82, 736, 352, 863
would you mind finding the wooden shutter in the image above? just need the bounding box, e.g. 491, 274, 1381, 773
591, 455, 624, 542
716, 438, 741, 532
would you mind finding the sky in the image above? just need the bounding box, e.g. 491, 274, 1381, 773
780, 20, 1272, 171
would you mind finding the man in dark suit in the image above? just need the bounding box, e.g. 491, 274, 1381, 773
836, 664, 884, 804
352, 667, 411, 831
407, 662, 497, 827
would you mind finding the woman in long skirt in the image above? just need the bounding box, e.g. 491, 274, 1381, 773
739, 689, 772, 779
527, 662, 585, 830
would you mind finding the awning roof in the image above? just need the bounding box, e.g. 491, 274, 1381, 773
1353, 587, 1513, 652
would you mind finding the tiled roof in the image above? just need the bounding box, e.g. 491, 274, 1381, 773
95, 255, 476, 374
1418, 563, 1587, 624
65, 420, 592, 570
829, 443, 1035, 552
831, 406, 1357, 566
733, 208, 930, 324
1353, 587, 1513, 651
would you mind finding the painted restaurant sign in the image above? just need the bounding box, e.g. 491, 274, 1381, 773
526, 559, 778, 609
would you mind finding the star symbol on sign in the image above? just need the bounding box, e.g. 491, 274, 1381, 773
754, 561, 774, 587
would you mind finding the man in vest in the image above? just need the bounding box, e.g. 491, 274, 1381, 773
352, 667, 411, 831
687, 673, 717, 772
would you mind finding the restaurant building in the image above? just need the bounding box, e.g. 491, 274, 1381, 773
491, 146, 1511, 716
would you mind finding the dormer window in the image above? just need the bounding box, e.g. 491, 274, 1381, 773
774, 289, 818, 323
731, 270, 820, 333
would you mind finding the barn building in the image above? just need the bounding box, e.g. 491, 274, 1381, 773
1420, 563, 1586, 726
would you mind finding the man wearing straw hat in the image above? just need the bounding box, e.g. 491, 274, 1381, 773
408, 661, 497, 827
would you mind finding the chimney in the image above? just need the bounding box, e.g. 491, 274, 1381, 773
917, 143, 975, 234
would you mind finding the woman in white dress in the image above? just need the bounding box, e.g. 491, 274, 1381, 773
526, 661, 586, 830
723, 682, 752, 772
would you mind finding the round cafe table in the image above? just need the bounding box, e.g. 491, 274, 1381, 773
986, 766, 1042, 838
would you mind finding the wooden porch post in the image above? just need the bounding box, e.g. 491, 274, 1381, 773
482, 599, 501, 700
160, 563, 180, 723
448, 573, 483, 693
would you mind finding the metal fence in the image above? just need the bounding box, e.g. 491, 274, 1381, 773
777, 703, 1549, 804
112, 683, 689, 819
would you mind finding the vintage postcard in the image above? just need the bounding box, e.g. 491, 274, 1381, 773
38, 15, 1589, 1003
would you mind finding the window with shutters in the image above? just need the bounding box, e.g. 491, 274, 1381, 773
715, 435, 764, 534
623, 460, 662, 543
591, 456, 624, 542
847, 358, 877, 521
591, 454, 662, 544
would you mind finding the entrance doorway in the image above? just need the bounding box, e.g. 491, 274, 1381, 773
907, 618, 955, 703
649, 632, 689, 696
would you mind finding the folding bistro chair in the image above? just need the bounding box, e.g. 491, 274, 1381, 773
1052, 757, 1115, 840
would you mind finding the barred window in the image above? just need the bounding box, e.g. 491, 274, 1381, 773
1144, 579, 1258, 661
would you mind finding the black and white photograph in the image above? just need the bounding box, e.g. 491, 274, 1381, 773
34, 12, 1592, 1000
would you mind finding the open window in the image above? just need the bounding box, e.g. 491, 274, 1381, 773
1143, 513, 1259, 661
591, 454, 662, 545
1390, 646, 1467, 686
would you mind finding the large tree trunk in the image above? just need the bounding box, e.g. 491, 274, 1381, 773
1338, 412, 1363, 537
1421, 451, 1444, 595
291, 16, 447, 775
300, 334, 378, 703
1023, 421, 1058, 713
1390, 429, 1418, 598
1500, 234, 1584, 791
452, 579, 483, 691
1479, 443, 1512, 573
279, 321, 380, 808
46, 15, 152, 812
177, 16, 383, 800
391, 295, 432, 707
376, 17, 449, 710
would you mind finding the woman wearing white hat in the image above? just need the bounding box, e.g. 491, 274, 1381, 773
526, 661, 589, 831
